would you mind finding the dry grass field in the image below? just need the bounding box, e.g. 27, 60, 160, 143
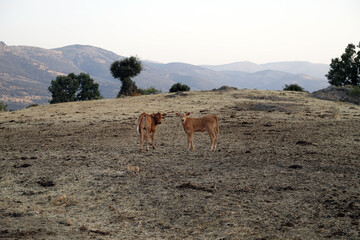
0, 89, 359, 239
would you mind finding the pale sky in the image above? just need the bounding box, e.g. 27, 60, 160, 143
1, 0, 359, 65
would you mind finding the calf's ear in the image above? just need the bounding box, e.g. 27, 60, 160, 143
186, 112, 191, 116
175, 113, 179, 116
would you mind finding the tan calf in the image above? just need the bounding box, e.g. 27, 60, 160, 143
137, 112, 167, 151
176, 112, 219, 151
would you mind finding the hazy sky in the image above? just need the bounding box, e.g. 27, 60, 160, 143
1, 0, 359, 65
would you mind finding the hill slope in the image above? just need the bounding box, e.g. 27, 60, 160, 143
0, 41, 329, 110
1, 89, 359, 239
0, 42, 124, 110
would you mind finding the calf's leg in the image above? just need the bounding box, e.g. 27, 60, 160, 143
146, 129, 150, 151
151, 131, 156, 149
140, 130, 144, 151
187, 132, 194, 150
213, 137, 217, 151
208, 130, 216, 151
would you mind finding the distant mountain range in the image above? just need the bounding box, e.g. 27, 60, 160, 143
202, 61, 329, 79
0, 41, 330, 110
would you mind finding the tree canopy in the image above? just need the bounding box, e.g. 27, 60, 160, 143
76, 73, 103, 101
110, 56, 143, 97
48, 73, 102, 104
326, 42, 360, 87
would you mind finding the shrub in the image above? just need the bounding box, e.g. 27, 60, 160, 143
138, 87, 162, 95
329, 106, 340, 119
213, 86, 238, 91
0, 101, 8, 112
283, 84, 304, 92
349, 85, 360, 98
169, 83, 190, 93
130, 91, 142, 97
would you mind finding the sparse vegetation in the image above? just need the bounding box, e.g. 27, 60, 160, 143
26, 103, 40, 109
329, 106, 340, 119
213, 86, 238, 91
169, 83, 190, 92
48, 73, 102, 104
0, 101, 8, 112
138, 87, 162, 95
110, 56, 143, 97
283, 83, 304, 91
312, 85, 360, 105
326, 42, 360, 87
349, 85, 360, 98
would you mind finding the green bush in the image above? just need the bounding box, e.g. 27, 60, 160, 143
138, 87, 162, 95
283, 84, 304, 92
0, 102, 8, 112
169, 83, 190, 93
349, 85, 360, 98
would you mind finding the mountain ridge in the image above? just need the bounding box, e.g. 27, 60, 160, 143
202, 60, 329, 79
0, 42, 329, 110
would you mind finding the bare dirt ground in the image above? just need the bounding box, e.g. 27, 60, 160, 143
0, 89, 359, 239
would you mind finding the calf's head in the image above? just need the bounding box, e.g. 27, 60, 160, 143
152, 112, 167, 125
176, 112, 191, 124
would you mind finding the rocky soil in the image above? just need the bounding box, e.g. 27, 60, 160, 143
1, 89, 359, 239
311, 85, 360, 105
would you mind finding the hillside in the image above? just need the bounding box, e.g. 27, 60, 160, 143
1, 89, 359, 239
0, 42, 122, 110
0, 41, 329, 110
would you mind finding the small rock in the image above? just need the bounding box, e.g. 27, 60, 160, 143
79, 225, 88, 232
38, 179, 55, 187
296, 140, 312, 145
126, 165, 140, 173
288, 165, 303, 169
13, 163, 32, 168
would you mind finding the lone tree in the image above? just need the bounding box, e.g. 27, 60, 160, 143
48, 73, 102, 104
326, 42, 360, 87
110, 56, 143, 97
169, 83, 190, 93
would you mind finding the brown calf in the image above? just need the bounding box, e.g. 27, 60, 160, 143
176, 112, 219, 151
137, 112, 167, 151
